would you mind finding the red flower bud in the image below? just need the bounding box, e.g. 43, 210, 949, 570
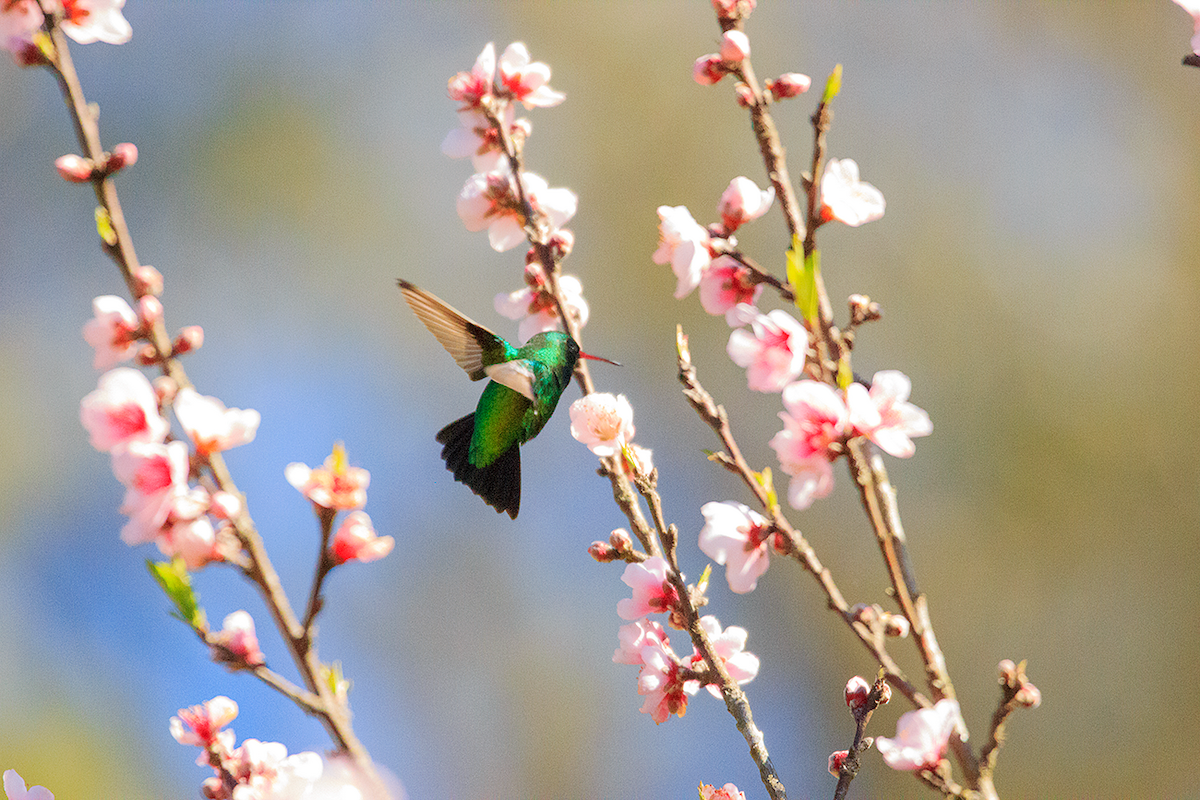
55, 154, 95, 183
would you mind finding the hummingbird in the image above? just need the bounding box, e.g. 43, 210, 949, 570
397, 279, 618, 519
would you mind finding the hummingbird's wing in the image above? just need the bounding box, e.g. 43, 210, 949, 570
398, 280, 513, 380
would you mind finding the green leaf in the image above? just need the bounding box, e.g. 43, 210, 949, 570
147, 558, 206, 630
755, 466, 779, 511
823, 63, 843, 104
697, 564, 712, 594
837, 356, 853, 391
95, 207, 117, 246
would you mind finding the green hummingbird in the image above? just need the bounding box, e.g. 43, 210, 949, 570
398, 279, 617, 519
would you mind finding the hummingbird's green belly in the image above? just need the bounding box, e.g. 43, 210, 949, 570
468, 380, 534, 468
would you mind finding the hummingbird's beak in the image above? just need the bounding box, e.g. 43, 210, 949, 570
579, 351, 621, 367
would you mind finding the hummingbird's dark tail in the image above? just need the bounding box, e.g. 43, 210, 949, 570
436, 413, 521, 519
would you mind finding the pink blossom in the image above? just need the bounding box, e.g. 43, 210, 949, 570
613, 618, 669, 665
441, 106, 516, 172
457, 170, 577, 252
494, 273, 588, 343
2, 771, 53, 800
617, 556, 678, 619
173, 387, 260, 456
60, 0, 131, 45
569, 392, 634, 457
770, 380, 848, 509
330, 510, 394, 565
652, 205, 712, 298
717, 176, 774, 232
766, 72, 811, 100
160, 513, 219, 570
497, 42, 565, 108
698, 501, 779, 593
170, 695, 239, 750
83, 295, 140, 369
846, 370, 932, 458
699, 784, 745, 800
827, 750, 849, 776
820, 158, 885, 227
637, 635, 698, 724
80, 367, 169, 452
698, 260, 761, 316
726, 307, 807, 392
875, 698, 962, 771
693, 53, 725, 86
285, 444, 369, 511
224, 739, 323, 800
111, 439, 190, 545
712, 0, 756, 19
719, 30, 750, 62
1174, 0, 1200, 53
692, 616, 759, 697
845, 675, 871, 710
55, 153, 94, 182
447, 42, 496, 108
211, 610, 265, 668
1, 1, 41, 59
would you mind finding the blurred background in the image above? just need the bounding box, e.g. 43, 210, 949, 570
2, 2, 1199, 798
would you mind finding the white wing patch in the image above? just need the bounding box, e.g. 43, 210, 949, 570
485, 360, 537, 402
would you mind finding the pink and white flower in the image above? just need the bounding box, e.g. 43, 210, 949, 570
637, 635, 698, 724
447, 42, 496, 108
699, 257, 763, 316
2, 770, 53, 800
770, 380, 848, 509
1, 1, 42, 60
80, 367, 169, 452
330, 510, 394, 565
719, 30, 750, 63
613, 617, 669, 665
691, 616, 759, 697
699, 783, 745, 800
698, 501, 780, 593
173, 387, 260, 456
494, 273, 589, 343
285, 444, 369, 511
569, 392, 634, 457
441, 108, 509, 173
224, 738, 323, 800
1173, 0, 1200, 54
846, 370, 932, 458
497, 42, 565, 108
652, 205, 712, 298
60, 0, 131, 45
159, 513, 219, 570
717, 176, 774, 233
726, 307, 807, 392
457, 170, 577, 252
111, 439, 190, 545
875, 698, 963, 772
211, 610, 265, 668
820, 158, 885, 227
170, 695, 239, 751
617, 556, 678, 619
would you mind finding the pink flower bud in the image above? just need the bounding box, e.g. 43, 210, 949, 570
106, 142, 138, 173
153, 375, 178, 405
133, 265, 164, 297
845, 675, 871, 710
135, 343, 160, 366
720, 30, 751, 63
734, 83, 754, 107
767, 72, 812, 100
878, 681, 892, 705
997, 658, 1017, 682
588, 541, 617, 562
210, 610, 265, 668
693, 54, 726, 86
850, 602, 880, 626
330, 510, 394, 565
609, 527, 633, 553
883, 613, 910, 638
1015, 683, 1042, 709
548, 228, 574, 259
172, 325, 205, 356
209, 491, 242, 520
56, 153, 95, 182
138, 295, 163, 327
712, 0, 756, 20
828, 750, 849, 776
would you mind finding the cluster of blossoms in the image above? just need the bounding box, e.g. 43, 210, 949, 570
170, 696, 336, 800
613, 557, 759, 724
79, 282, 259, 568
1, 0, 129, 63
286, 444, 393, 565
443, 42, 588, 346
